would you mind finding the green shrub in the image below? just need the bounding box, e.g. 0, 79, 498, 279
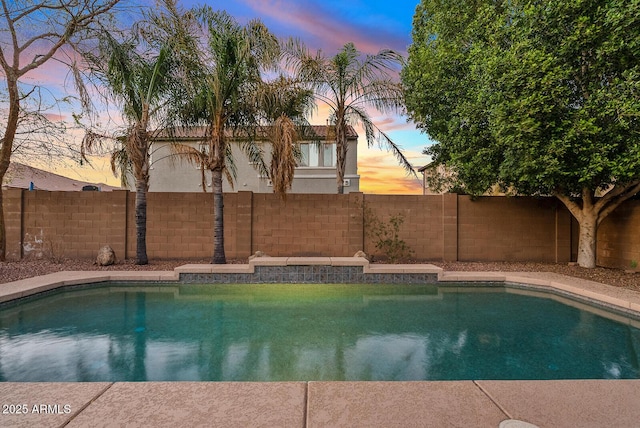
363, 203, 414, 263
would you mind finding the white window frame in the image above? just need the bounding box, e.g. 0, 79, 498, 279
298, 142, 335, 168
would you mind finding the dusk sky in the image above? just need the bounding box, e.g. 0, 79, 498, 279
10, 0, 431, 194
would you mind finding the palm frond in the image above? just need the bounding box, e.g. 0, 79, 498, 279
353, 79, 404, 113
347, 104, 416, 176
240, 139, 267, 178
285, 40, 411, 189
269, 115, 299, 198
224, 143, 237, 188
110, 147, 132, 187
170, 142, 203, 163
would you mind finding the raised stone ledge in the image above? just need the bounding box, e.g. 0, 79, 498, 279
176, 258, 443, 284
175, 264, 254, 274
247, 256, 370, 268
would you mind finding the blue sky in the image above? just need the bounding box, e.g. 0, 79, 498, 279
12, 0, 432, 193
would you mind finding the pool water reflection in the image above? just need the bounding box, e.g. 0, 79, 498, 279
1, 283, 639, 381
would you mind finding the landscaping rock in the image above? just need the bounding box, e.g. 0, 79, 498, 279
354, 250, 368, 259
96, 245, 116, 266
249, 251, 269, 261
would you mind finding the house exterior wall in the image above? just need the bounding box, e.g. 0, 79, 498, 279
147, 138, 360, 194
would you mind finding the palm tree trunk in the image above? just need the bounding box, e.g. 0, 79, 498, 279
135, 178, 149, 265
335, 120, 347, 195
211, 167, 226, 264
133, 104, 151, 266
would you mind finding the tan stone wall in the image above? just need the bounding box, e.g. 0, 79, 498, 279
363, 195, 444, 260
456, 196, 573, 262
251, 193, 353, 257
17, 190, 127, 260
597, 199, 640, 269
4, 188, 24, 260
3, 190, 636, 267
143, 192, 217, 259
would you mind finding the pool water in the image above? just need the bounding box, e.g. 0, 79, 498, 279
0, 283, 639, 382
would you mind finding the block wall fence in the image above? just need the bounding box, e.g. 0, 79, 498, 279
3, 189, 639, 269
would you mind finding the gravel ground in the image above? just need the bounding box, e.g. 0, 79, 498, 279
1, 257, 639, 291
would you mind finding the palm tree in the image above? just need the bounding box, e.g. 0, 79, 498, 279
162, 6, 282, 264
171, 76, 315, 198
81, 32, 174, 265
285, 42, 415, 193
256, 76, 316, 197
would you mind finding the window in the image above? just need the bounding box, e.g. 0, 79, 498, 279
300, 143, 310, 166
196, 143, 208, 170
323, 143, 336, 167
299, 143, 335, 167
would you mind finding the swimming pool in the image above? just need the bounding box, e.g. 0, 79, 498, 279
1, 283, 638, 382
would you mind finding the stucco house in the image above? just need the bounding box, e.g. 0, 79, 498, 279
145, 125, 360, 193
417, 163, 451, 195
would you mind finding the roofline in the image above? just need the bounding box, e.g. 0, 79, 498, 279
153, 125, 358, 142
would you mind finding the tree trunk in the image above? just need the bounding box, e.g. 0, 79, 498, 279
576, 211, 597, 269
0, 188, 5, 261
0, 75, 21, 261
133, 106, 151, 265
335, 119, 347, 195
135, 178, 149, 265
554, 183, 640, 269
211, 167, 226, 264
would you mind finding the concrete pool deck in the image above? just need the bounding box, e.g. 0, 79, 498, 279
1, 259, 640, 427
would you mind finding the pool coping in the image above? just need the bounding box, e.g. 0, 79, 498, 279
2, 258, 640, 427
2, 257, 639, 316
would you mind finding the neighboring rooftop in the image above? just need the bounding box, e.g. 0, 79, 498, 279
2, 162, 121, 192
155, 125, 358, 140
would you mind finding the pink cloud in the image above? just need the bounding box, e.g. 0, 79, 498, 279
16, 44, 79, 89
243, 0, 407, 54
43, 113, 66, 122
371, 116, 415, 133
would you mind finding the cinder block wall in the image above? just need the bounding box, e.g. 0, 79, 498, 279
363, 194, 444, 260
597, 199, 640, 269
456, 196, 572, 262
142, 192, 217, 259
18, 190, 127, 260
4, 189, 24, 260
3, 189, 638, 267
251, 193, 354, 257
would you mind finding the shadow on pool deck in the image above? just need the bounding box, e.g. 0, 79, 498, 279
1, 261, 640, 427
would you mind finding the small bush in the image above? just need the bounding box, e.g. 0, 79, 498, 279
363, 203, 414, 263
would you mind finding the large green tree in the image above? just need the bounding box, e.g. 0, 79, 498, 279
80, 32, 174, 265
0, 0, 121, 260
403, 0, 640, 268
286, 41, 415, 194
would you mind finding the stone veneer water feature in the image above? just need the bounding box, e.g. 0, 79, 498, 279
176, 257, 441, 284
